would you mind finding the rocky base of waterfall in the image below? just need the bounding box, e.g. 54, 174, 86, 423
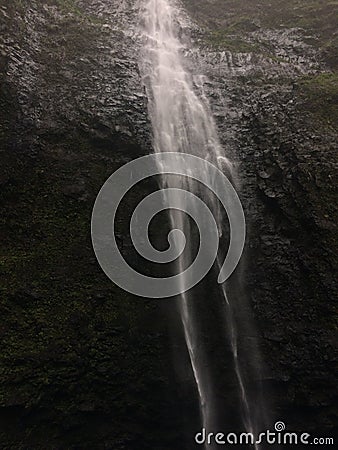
0, 0, 337, 448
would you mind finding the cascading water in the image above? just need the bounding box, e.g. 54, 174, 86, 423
141, 0, 265, 444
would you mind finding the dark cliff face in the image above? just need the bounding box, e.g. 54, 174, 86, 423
0, 2, 182, 449
0, 0, 337, 448
182, 0, 338, 437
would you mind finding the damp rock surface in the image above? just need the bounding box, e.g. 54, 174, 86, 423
0, 0, 337, 447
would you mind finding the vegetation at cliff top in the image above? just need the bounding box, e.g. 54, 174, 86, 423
298, 72, 338, 130
184, 0, 338, 36
184, 0, 338, 66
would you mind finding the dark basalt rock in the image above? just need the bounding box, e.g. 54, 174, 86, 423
0, 0, 337, 448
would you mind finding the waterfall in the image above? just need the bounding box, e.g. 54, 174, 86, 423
140, 0, 264, 443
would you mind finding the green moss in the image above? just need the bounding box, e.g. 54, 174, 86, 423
298, 72, 338, 130
183, 0, 338, 65
54, 0, 82, 15
205, 30, 261, 53
0, 121, 177, 446
53, 0, 105, 25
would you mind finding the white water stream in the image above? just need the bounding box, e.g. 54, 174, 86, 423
141, 0, 261, 443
